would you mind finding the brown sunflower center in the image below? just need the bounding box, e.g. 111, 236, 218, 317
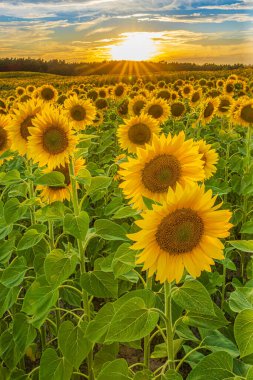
142, 154, 181, 193
171, 102, 185, 117
218, 99, 230, 113
156, 208, 204, 254
0, 127, 8, 151
148, 104, 163, 119
115, 86, 124, 97
70, 105, 86, 121
241, 104, 253, 124
133, 100, 145, 116
41, 87, 55, 101
183, 86, 191, 95
204, 102, 214, 118
128, 123, 151, 145
96, 98, 107, 109
226, 84, 234, 93
191, 92, 200, 103
42, 126, 68, 155
20, 115, 35, 140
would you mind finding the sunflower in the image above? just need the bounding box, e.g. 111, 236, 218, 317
27, 105, 77, 170
26, 85, 36, 95
171, 91, 179, 101
37, 158, 85, 203
113, 83, 127, 99
128, 183, 232, 283
200, 98, 219, 125
170, 101, 186, 119
190, 89, 202, 107
195, 140, 218, 179
181, 84, 194, 99
9, 99, 44, 155
216, 79, 224, 89
129, 95, 147, 116
224, 80, 234, 96
119, 132, 205, 210
156, 89, 171, 101
98, 88, 107, 98
216, 95, 233, 117
36, 85, 58, 103
16, 87, 25, 97
87, 89, 98, 101
235, 98, 253, 127
92, 111, 104, 127
117, 114, 160, 154
95, 98, 108, 110
64, 95, 96, 130
142, 97, 170, 123
117, 99, 129, 117
0, 114, 12, 160
0, 99, 6, 110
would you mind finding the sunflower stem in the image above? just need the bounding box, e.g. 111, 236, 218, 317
164, 281, 175, 370
241, 127, 252, 281
144, 275, 152, 369
69, 157, 94, 380
27, 159, 36, 225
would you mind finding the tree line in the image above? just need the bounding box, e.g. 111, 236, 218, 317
0, 58, 248, 76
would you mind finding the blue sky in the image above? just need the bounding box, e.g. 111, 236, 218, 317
0, 0, 252, 63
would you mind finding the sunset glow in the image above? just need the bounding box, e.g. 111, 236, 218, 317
110, 33, 157, 61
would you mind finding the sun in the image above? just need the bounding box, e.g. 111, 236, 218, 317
110, 32, 157, 61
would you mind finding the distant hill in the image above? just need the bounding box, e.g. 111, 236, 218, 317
0, 58, 249, 76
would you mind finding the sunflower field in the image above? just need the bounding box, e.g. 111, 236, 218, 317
0, 70, 253, 380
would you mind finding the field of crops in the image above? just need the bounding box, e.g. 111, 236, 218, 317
0, 69, 253, 380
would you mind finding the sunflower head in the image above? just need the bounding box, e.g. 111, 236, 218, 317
195, 139, 218, 179
119, 132, 205, 210
190, 90, 202, 106
113, 83, 127, 99
128, 183, 232, 283
37, 85, 58, 102
16, 87, 25, 97
92, 111, 103, 127
0, 114, 12, 155
0, 99, 6, 109
64, 95, 96, 129
181, 84, 193, 98
235, 99, 253, 127
117, 99, 129, 117
201, 97, 219, 125
170, 101, 186, 119
87, 89, 98, 101
26, 85, 36, 94
156, 89, 171, 101
117, 114, 161, 153
27, 105, 78, 170
38, 158, 85, 203
217, 95, 233, 117
95, 98, 108, 110
129, 95, 147, 116
143, 97, 170, 123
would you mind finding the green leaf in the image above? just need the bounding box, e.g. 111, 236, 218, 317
0, 170, 20, 185
93, 343, 119, 377
229, 241, 253, 253
105, 297, 159, 343
87, 176, 111, 194
0, 284, 19, 317
0, 330, 20, 369
4, 198, 26, 225
235, 309, 253, 358
162, 370, 183, 380
39, 348, 73, 380
63, 211, 89, 240
172, 279, 215, 315
1, 256, 27, 288
187, 351, 234, 380
22, 275, 59, 328
86, 303, 115, 343
13, 313, 36, 354
94, 219, 128, 241
183, 303, 228, 329
58, 321, 91, 370
0, 239, 15, 263
112, 243, 136, 278
17, 229, 44, 251
240, 221, 253, 234
44, 249, 78, 287
36, 201, 67, 221
81, 271, 118, 298
229, 286, 253, 313
35, 171, 65, 186
112, 206, 139, 219
97, 359, 130, 380
151, 340, 183, 359
201, 331, 239, 358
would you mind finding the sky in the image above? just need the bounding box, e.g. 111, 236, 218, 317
0, 0, 252, 64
